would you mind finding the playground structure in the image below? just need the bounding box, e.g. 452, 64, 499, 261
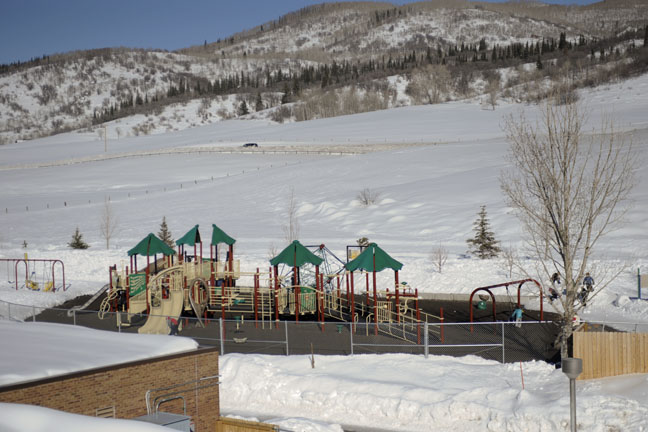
102, 224, 443, 341
468, 279, 545, 331
1, 257, 67, 292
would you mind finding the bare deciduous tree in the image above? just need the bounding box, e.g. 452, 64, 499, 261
501, 96, 636, 358
283, 187, 300, 243
357, 188, 381, 207
99, 200, 119, 249
430, 245, 448, 273
499, 245, 518, 279
406, 65, 451, 105
486, 75, 500, 110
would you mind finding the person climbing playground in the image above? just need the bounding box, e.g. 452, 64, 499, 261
548, 273, 561, 301
583, 272, 594, 292
579, 272, 595, 306
167, 316, 179, 335
117, 287, 127, 312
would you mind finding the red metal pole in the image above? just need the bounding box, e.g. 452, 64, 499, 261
228, 245, 234, 287
315, 265, 321, 322
337, 274, 341, 298
274, 265, 279, 325
254, 267, 259, 325
350, 271, 355, 319
350, 271, 355, 333
221, 274, 225, 321
440, 307, 445, 344
396, 285, 400, 324
345, 272, 350, 302
108, 265, 114, 297
373, 255, 377, 334
394, 271, 400, 323
295, 284, 300, 322
416, 288, 421, 344
50, 261, 56, 292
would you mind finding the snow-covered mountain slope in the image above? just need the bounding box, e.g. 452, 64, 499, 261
2, 1, 647, 145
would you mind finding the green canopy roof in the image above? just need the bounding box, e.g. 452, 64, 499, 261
176, 225, 201, 247
270, 240, 324, 267
345, 243, 403, 273
211, 224, 236, 246
128, 233, 176, 257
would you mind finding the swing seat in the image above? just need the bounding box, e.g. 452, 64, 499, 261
43, 281, 54, 292
26, 280, 39, 291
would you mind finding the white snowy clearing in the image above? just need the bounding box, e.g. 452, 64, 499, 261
1, 72, 648, 430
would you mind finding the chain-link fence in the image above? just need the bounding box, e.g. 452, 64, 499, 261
1, 299, 644, 364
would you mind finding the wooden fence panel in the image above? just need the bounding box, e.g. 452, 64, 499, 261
215, 417, 278, 432
573, 332, 648, 380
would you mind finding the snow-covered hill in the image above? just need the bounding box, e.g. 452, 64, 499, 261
2, 1, 647, 144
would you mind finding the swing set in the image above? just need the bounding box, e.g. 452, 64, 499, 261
468, 279, 543, 331
1, 258, 67, 292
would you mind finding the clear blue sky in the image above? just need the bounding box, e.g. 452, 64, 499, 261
0, 0, 599, 65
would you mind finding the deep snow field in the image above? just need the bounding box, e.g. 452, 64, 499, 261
1, 73, 648, 431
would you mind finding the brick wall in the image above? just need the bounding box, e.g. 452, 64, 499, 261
0, 347, 219, 431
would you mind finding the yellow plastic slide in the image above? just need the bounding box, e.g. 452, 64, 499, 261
138, 290, 184, 335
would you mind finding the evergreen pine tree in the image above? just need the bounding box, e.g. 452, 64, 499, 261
238, 100, 249, 116
281, 83, 291, 104
158, 216, 174, 248
466, 205, 500, 259
536, 55, 543, 70
644, 24, 648, 47
255, 92, 264, 112
68, 227, 89, 249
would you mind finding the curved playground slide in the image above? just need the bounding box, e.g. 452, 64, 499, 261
138, 290, 184, 335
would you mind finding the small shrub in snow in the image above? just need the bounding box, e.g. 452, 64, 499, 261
68, 227, 89, 249
357, 188, 380, 207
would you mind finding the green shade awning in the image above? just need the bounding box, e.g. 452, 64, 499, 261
211, 224, 236, 246
270, 240, 324, 267
345, 243, 403, 273
128, 233, 176, 257
176, 225, 201, 247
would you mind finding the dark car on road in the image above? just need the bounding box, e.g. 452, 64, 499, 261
242, 143, 258, 148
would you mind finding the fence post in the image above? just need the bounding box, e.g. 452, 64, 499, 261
32, 305, 36, 322
350, 321, 354, 356
285, 321, 289, 356
424, 322, 429, 359
501, 322, 505, 363
7, 303, 10, 320
73, 309, 76, 326
639, 268, 642, 299
219, 318, 225, 355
